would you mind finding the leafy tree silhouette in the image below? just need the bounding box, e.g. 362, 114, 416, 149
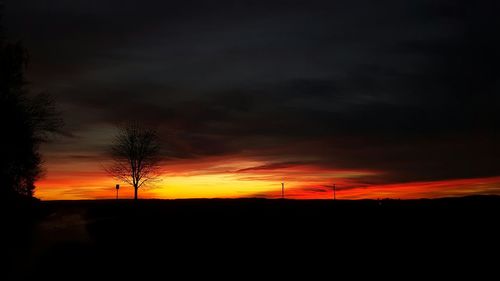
0, 6, 62, 200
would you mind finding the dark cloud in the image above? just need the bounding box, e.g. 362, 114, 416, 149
236, 162, 305, 173
5, 0, 499, 186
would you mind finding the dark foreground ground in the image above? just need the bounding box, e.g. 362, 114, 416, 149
5, 196, 500, 279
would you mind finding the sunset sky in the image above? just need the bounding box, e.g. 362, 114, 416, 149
5, 0, 499, 200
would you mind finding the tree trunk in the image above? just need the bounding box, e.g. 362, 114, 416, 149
134, 185, 138, 200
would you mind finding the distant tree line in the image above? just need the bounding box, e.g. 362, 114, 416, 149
0, 6, 62, 201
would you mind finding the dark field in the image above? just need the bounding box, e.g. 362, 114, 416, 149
6, 197, 500, 279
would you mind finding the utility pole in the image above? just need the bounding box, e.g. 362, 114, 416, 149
115, 184, 120, 200
333, 183, 336, 201
281, 182, 285, 199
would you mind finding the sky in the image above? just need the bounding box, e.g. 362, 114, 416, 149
4, 0, 499, 199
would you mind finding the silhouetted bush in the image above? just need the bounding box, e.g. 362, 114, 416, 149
0, 7, 61, 201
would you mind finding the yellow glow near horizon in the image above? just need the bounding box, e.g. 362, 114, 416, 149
35, 151, 500, 200
148, 174, 280, 198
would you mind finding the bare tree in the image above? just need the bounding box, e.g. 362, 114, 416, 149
106, 123, 161, 200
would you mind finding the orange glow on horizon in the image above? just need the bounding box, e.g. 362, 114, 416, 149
35, 154, 500, 200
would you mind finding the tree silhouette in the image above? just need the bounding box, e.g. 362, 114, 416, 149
0, 6, 61, 200
106, 123, 162, 200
